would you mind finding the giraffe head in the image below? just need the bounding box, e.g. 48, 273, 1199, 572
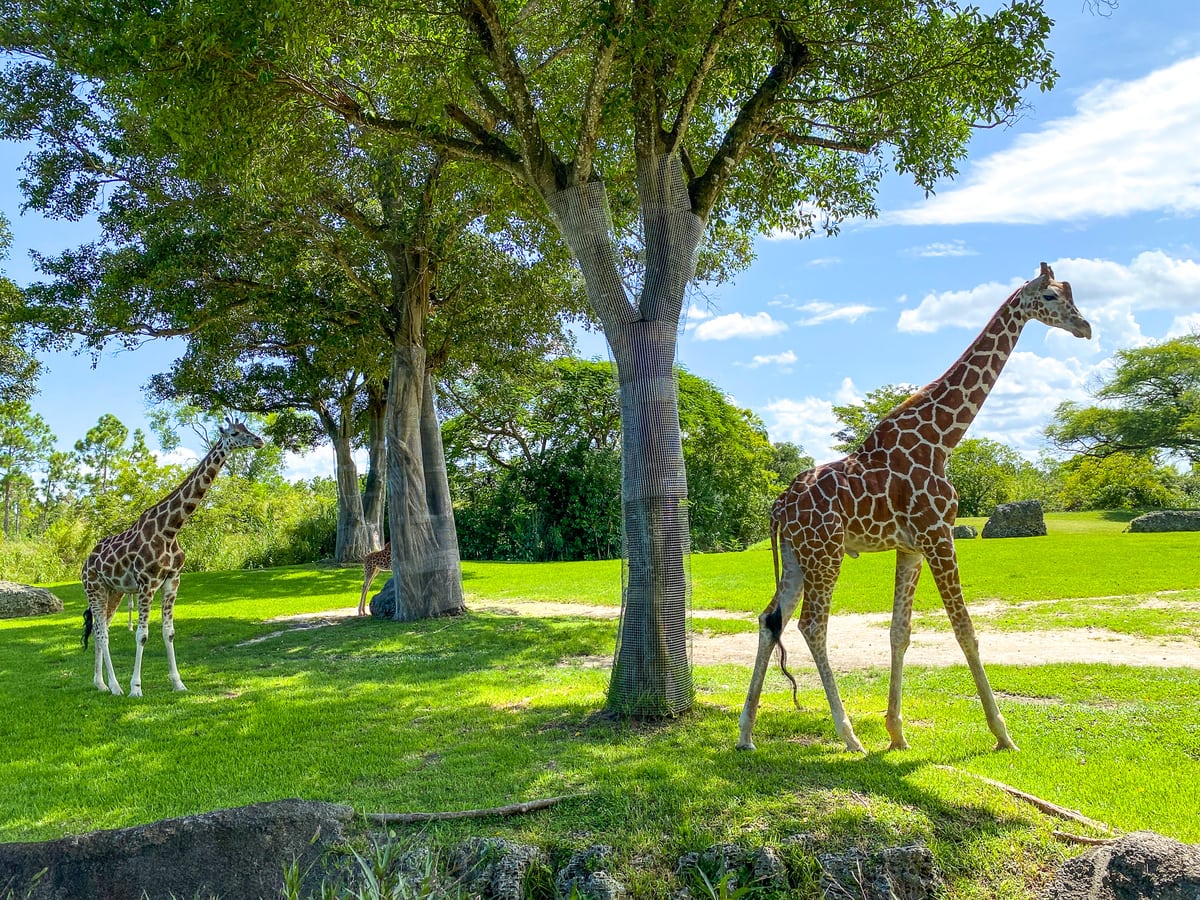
1017, 262, 1092, 339
217, 418, 266, 451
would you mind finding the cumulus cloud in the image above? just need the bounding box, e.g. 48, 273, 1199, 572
888, 55, 1200, 225
1167, 313, 1200, 337
897, 278, 1023, 334
762, 377, 861, 463
739, 350, 798, 370
692, 311, 788, 341
794, 301, 880, 327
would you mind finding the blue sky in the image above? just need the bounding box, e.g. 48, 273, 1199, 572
4, 0, 1200, 478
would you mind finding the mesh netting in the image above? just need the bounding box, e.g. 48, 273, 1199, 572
547, 155, 703, 716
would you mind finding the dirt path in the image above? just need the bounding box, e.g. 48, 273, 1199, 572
262, 599, 1200, 669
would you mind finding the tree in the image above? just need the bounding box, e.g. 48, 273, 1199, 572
0, 400, 53, 536
0, 216, 40, 404
767, 442, 815, 491
6, 0, 1057, 714
73, 413, 127, 498
945, 437, 1026, 516
1054, 452, 1186, 511
831, 384, 917, 454
1047, 335, 1200, 464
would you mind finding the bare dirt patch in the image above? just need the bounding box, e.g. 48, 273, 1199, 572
260, 599, 1199, 669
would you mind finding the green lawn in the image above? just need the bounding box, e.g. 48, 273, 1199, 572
3, 515, 1199, 898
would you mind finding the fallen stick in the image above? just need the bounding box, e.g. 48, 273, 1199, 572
1053, 830, 1118, 846
365, 795, 573, 825
935, 766, 1115, 834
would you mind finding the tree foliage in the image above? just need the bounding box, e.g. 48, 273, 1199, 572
831, 384, 917, 453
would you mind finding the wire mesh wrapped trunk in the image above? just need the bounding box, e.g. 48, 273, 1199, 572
549, 155, 702, 716
331, 425, 374, 564
385, 341, 465, 620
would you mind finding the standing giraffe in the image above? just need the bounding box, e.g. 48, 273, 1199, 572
357, 542, 391, 616
738, 264, 1091, 753
82, 419, 265, 696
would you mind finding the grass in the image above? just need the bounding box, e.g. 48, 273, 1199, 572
3, 513, 1199, 898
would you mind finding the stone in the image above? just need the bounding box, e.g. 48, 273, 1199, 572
368, 576, 397, 618
982, 499, 1047, 539
0, 581, 63, 618
555, 845, 625, 900
1043, 831, 1200, 900
674, 842, 787, 895
1126, 510, 1200, 533
450, 836, 547, 900
952, 524, 978, 540
0, 799, 353, 900
818, 844, 940, 900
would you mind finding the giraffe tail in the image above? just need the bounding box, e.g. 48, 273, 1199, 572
82, 606, 94, 649
766, 514, 800, 709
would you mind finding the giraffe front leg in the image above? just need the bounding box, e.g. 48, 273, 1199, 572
737, 548, 803, 749
886, 551, 923, 751
129, 591, 154, 698
925, 543, 1017, 751
161, 573, 187, 692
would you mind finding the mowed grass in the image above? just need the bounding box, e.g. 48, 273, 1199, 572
2, 515, 1198, 898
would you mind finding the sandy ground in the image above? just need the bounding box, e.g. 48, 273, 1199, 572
257, 598, 1200, 669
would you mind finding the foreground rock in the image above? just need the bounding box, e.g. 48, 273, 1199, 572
1126, 510, 1200, 533
0, 800, 353, 900
952, 524, 978, 540
818, 844, 941, 900
982, 499, 1047, 539
0, 581, 63, 618
1044, 831, 1200, 900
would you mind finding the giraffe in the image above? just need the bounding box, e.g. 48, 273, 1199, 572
357, 542, 391, 616
81, 419, 265, 697
737, 263, 1091, 754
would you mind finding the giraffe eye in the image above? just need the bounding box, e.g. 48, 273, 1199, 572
1042, 293, 1057, 301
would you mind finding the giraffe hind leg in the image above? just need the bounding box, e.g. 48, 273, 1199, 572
85, 584, 123, 695
358, 565, 379, 616
737, 547, 803, 750
797, 559, 865, 754
161, 572, 186, 692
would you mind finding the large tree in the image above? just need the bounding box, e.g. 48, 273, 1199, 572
0, 216, 39, 405
5, 0, 1057, 713
1047, 335, 1200, 465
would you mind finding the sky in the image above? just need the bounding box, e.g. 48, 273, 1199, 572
3, 0, 1200, 479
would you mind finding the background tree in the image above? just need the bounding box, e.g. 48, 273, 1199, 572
1054, 452, 1190, 511
831, 384, 917, 454
1047, 335, 1200, 464
0, 216, 40, 405
0, 400, 53, 536
72, 413, 127, 498
767, 441, 815, 490
944, 437, 1027, 516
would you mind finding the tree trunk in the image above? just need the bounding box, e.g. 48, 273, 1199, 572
331, 427, 373, 564
386, 340, 465, 621
547, 155, 702, 717
363, 383, 388, 546
420, 374, 461, 573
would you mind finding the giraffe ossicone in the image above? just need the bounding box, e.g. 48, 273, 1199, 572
81, 419, 265, 697
737, 263, 1091, 753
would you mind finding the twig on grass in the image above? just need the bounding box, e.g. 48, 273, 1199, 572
364, 795, 573, 824
1052, 830, 1118, 846
935, 766, 1116, 834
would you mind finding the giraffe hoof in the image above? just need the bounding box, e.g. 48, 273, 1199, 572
888, 739, 910, 751
129, 685, 142, 698
995, 738, 1019, 752
172, 682, 188, 692
735, 740, 757, 752
110, 684, 124, 697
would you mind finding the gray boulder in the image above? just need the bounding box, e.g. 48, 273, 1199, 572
1043, 831, 1200, 899
368, 575, 397, 618
819, 844, 940, 900
1126, 510, 1200, 533
952, 524, 978, 540
982, 499, 1047, 539
0, 799, 353, 900
555, 845, 625, 900
451, 836, 547, 900
0, 581, 63, 618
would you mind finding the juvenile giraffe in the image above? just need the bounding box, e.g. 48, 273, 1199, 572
82, 419, 265, 696
738, 264, 1091, 753
357, 542, 391, 616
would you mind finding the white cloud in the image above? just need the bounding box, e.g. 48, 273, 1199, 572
794, 301, 880, 327
155, 446, 204, 468
888, 55, 1200, 225
763, 396, 842, 464
898, 278, 1023, 334
808, 256, 842, 267
908, 240, 978, 258
738, 350, 798, 370
282, 448, 342, 482
972, 352, 1093, 456
683, 302, 714, 323
1167, 313, 1200, 337
692, 311, 788, 341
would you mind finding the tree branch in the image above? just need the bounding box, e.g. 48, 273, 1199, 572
573, 0, 628, 182
664, 0, 738, 155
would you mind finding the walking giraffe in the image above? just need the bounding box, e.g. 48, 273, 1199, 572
82, 419, 265, 696
358, 542, 391, 616
738, 264, 1091, 753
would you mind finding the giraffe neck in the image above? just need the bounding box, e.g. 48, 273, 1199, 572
138, 445, 230, 539
870, 289, 1029, 456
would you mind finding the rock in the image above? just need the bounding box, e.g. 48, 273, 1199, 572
555, 845, 625, 900
451, 836, 547, 900
1043, 831, 1200, 900
0, 799, 353, 900
1126, 510, 1200, 533
982, 499, 1047, 539
675, 842, 787, 895
0, 581, 63, 618
819, 844, 940, 900
952, 524, 978, 540
368, 576, 396, 618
